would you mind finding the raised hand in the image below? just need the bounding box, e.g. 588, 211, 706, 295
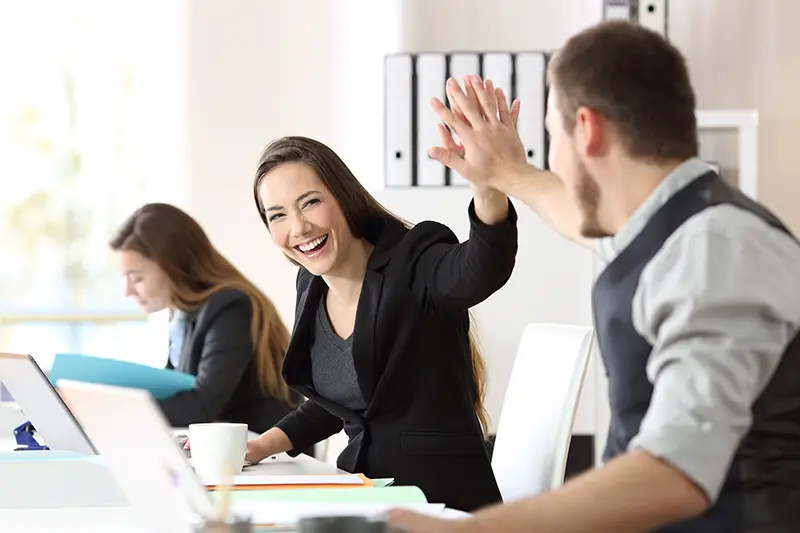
430, 75, 527, 194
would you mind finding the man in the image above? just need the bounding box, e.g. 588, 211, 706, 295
388, 20, 800, 533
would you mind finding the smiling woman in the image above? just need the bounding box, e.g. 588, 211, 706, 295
248, 136, 518, 512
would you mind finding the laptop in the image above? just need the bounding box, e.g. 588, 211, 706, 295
57, 380, 216, 533
0, 353, 97, 455
56, 380, 450, 531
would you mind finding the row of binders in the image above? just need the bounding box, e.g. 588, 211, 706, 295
384, 51, 552, 188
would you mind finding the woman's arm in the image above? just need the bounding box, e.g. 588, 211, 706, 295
472, 187, 509, 225
157, 298, 254, 426
406, 196, 518, 313
266, 399, 344, 457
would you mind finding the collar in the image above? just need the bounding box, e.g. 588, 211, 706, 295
362, 217, 408, 271
596, 157, 715, 263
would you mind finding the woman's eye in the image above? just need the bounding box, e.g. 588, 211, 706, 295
268, 213, 284, 222
303, 199, 320, 208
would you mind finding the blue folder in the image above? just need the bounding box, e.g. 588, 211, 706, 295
49, 353, 196, 400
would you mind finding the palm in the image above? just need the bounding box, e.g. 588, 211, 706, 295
430, 75, 527, 189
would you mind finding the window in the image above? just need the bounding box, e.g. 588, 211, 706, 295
0, 0, 183, 374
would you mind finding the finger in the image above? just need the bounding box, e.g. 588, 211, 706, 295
436, 124, 464, 157
510, 98, 521, 126
483, 78, 500, 122
430, 95, 471, 140
429, 145, 468, 177
447, 83, 469, 128
496, 87, 513, 127
469, 75, 498, 123
446, 77, 483, 127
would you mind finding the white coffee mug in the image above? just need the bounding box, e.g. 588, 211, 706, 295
189, 422, 248, 481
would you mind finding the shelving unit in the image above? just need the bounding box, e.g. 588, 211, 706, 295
696, 109, 759, 199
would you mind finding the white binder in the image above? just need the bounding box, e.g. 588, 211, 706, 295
638, 0, 667, 36
385, 54, 413, 187
514, 52, 547, 170
482, 53, 513, 116
415, 53, 447, 186
446, 53, 480, 187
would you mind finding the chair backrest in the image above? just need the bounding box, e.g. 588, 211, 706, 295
491, 323, 595, 502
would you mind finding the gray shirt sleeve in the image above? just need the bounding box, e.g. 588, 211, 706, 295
628, 204, 800, 502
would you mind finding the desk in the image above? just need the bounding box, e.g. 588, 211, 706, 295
0, 453, 346, 532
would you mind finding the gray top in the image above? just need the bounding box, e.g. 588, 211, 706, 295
595, 157, 800, 502
309, 294, 367, 412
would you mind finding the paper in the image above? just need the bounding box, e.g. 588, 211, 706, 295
49, 354, 195, 400
203, 473, 366, 488
220, 486, 426, 506
231, 501, 445, 528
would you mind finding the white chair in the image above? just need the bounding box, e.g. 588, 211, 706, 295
491, 323, 595, 502
319, 429, 349, 465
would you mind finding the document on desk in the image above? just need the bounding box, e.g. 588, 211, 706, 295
203, 473, 369, 489
222, 486, 425, 506
50, 354, 195, 400
232, 501, 445, 529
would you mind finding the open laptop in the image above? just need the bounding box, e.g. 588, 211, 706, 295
57, 380, 216, 533
0, 353, 97, 455
57, 380, 451, 531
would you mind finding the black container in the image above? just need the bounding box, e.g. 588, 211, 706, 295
297, 516, 395, 533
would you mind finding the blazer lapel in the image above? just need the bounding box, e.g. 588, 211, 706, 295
283, 275, 325, 387
352, 268, 384, 406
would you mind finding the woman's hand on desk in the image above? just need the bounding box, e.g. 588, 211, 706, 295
245, 438, 271, 463
245, 427, 293, 463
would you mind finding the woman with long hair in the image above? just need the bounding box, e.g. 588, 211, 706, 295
246, 135, 518, 511
110, 203, 298, 433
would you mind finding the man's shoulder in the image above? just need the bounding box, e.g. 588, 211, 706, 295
675, 203, 798, 253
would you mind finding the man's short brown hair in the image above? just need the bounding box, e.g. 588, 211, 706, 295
548, 20, 698, 162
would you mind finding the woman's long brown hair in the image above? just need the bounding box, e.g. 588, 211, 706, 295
253, 136, 490, 434
110, 203, 295, 406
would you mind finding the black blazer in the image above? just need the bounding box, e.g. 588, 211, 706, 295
158, 288, 297, 434
276, 200, 518, 512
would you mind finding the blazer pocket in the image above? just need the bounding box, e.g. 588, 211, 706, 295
400, 431, 486, 457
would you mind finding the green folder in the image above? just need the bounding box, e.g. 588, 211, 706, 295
220, 486, 427, 506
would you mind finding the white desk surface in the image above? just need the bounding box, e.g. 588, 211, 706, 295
0, 453, 344, 532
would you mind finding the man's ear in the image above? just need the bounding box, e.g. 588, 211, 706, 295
575, 106, 606, 157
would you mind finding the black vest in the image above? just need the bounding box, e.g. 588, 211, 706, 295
592, 172, 800, 533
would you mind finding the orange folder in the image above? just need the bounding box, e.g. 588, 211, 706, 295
206, 473, 374, 491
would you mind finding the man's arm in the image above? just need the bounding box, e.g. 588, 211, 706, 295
388, 450, 706, 533
628, 207, 800, 501
501, 163, 592, 248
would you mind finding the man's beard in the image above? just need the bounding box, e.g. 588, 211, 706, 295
575, 161, 610, 239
